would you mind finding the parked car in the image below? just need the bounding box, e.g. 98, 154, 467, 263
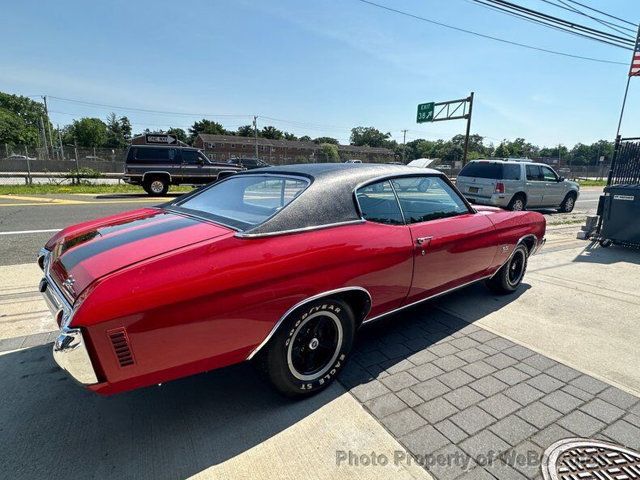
39, 163, 545, 397
456, 159, 580, 212
226, 157, 271, 169
122, 145, 244, 195
3, 154, 36, 162
344, 159, 362, 163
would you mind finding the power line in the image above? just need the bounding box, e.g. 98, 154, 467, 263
354, 0, 627, 65
544, 0, 636, 36
474, 0, 634, 48
564, 0, 638, 27
473, 0, 633, 49
48, 96, 252, 118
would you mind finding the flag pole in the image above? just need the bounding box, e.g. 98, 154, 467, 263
616, 23, 640, 138
616, 76, 632, 138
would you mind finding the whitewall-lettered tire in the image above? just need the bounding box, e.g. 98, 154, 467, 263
261, 298, 355, 398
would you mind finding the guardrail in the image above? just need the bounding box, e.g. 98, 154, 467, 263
0, 172, 125, 185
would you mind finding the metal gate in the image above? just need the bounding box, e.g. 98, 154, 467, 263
607, 136, 640, 186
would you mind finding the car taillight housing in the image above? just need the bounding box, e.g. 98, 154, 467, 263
495, 182, 505, 194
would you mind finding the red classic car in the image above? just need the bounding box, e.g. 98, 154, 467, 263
38, 163, 545, 397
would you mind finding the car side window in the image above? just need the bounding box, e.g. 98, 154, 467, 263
181, 150, 199, 164
502, 164, 521, 180
526, 165, 542, 181
391, 176, 469, 224
541, 166, 558, 181
356, 180, 404, 225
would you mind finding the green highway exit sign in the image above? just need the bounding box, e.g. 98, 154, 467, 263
417, 102, 434, 123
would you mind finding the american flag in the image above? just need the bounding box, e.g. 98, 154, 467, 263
630, 29, 640, 77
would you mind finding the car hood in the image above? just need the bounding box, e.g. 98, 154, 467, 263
45, 208, 233, 301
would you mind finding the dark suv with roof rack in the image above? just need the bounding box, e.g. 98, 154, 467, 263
123, 145, 244, 195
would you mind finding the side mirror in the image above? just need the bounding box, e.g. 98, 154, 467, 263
558, 177, 564, 182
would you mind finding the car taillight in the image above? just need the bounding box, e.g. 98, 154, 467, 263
495, 182, 505, 194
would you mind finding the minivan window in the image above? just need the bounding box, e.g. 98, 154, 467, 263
526, 165, 543, 181
503, 164, 521, 180
541, 166, 558, 181
458, 162, 502, 179
356, 180, 404, 225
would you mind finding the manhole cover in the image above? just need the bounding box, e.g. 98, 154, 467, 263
542, 438, 640, 480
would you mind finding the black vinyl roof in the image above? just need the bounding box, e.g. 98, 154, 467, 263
236, 163, 441, 236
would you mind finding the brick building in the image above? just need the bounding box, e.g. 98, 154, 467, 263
193, 134, 395, 164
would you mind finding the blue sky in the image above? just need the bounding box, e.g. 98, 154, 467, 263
1, 0, 639, 147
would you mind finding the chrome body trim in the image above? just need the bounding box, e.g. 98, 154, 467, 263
245, 286, 372, 360
235, 219, 365, 238
53, 328, 99, 385
362, 275, 492, 324
38, 248, 98, 385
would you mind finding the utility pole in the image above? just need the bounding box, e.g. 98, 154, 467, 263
57, 124, 65, 161
253, 116, 259, 159
42, 96, 55, 157
462, 91, 474, 166
40, 116, 49, 160
401, 129, 408, 164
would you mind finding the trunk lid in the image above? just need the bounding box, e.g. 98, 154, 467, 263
46, 208, 232, 301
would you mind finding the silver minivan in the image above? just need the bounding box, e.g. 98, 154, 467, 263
456, 160, 580, 212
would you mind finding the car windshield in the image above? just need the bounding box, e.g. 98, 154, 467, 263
169, 175, 309, 230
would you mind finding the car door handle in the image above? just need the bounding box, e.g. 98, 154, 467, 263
416, 236, 432, 246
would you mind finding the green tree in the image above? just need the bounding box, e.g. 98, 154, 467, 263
189, 119, 227, 143
261, 125, 284, 140
0, 92, 49, 146
283, 132, 298, 141
494, 142, 510, 158
104, 113, 132, 148
70, 117, 108, 147
167, 127, 187, 144
236, 125, 254, 137
299, 135, 312, 142
313, 136, 339, 145
350, 127, 391, 148
320, 143, 340, 162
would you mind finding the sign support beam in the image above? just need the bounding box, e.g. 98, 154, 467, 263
416, 91, 475, 166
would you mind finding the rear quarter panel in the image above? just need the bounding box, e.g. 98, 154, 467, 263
475, 208, 545, 270
75, 222, 413, 395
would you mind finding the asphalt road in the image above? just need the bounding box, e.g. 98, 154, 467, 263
0, 188, 603, 266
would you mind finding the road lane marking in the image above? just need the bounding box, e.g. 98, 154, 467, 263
0, 229, 60, 236
0, 199, 158, 207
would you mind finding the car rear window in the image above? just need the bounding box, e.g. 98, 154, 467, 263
458, 162, 520, 180
169, 175, 309, 230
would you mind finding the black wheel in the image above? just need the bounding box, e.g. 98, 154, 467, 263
260, 298, 355, 398
558, 193, 577, 213
485, 244, 529, 294
143, 176, 169, 196
507, 194, 526, 211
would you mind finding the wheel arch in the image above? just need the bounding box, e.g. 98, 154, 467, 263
490, 233, 537, 279
142, 171, 172, 183
246, 286, 372, 361
512, 191, 527, 204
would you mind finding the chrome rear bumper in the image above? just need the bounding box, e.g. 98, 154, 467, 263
38, 248, 98, 386
53, 328, 98, 385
